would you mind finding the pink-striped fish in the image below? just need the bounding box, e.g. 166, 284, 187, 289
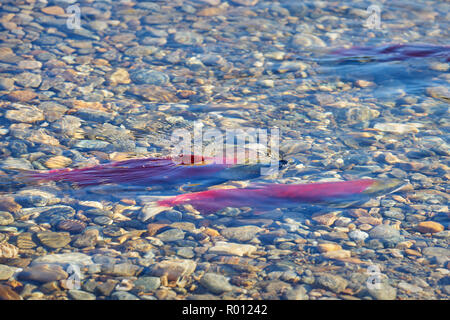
20, 155, 283, 190
140, 178, 405, 220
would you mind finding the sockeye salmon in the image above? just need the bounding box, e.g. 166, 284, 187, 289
139, 178, 405, 220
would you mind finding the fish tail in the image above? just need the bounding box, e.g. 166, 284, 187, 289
137, 195, 174, 222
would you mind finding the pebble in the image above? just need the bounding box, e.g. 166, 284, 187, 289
312, 212, 340, 226
44, 156, 72, 169
317, 243, 342, 253
96, 279, 117, 297
150, 259, 197, 282
397, 281, 423, 294
111, 291, 139, 300
103, 263, 141, 277
373, 122, 423, 134
19, 264, 68, 283
315, 274, 348, 293
0, 243, 19, 259
416, 221, 445, 234
109, 68, 131, 86
199, 273, 233, 294
32, 253, 93, 267
57, 219, 86, 234
73, 229, 99, 248
5, 104, 45, 123
0, 77, 14, 90
349, 230, 369, 241
173, 31, 203, 45
0, 264, 16, 280
284, 285, 308, 300
426, 86, 450, 100
208, 241, 257, 257
220, 226, 263, 242
14, 72, 42, 88
68, 289, 97, 300
368, 283, 397, 300
130, 70, 169, 86
7, 90, 37, 102
322, 250, 351, 260
133, 277, 161, 292
177, 247, 195, 259
0, 285, 22, 300
368, 225, 401, 241
0, 211, 14, 226
156, 228, 185, 242
37, 232, 71, 249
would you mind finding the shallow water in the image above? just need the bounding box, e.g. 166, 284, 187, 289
0, 0, 448, 300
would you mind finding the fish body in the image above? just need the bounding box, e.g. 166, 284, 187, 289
22, 155, 281, 190
155, 179, 405, 214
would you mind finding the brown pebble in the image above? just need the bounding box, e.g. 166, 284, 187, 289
57, 219, 86, 234
0, 285, 22, 300
416, 221, 444, 234
7, 90, 37, 102
0, 243, 19, 259
41, 6, 65, 16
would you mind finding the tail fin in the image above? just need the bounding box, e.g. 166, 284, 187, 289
137, 195, 173, 222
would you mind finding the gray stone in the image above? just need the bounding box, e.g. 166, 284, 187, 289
111, 291, 139, 300
284, 285, 308, 300
368, 283, 397, 300
177, 247, 195, 259
14, 72, 41, 88
156, 228, 185, 242
0, 264, 16, 280
316, 274, 348, 293
130, 70, 169, 85
133, 277, 161, 292
19, 264, 68, 283
68, 289, 96, 300
200, 273, 233, 294
32, 252, 93, 267
221, 226, 263, 242
75, 140, 111, 151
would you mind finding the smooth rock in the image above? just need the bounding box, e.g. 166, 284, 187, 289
133, 276, 161, 292
199, 273, 233, 294
0, 285, 22, 300
416, 221, 445, 234
368, 283, 397, 300
373, 123, 423, 134
19, 264, 68, 283
68, 289, 96, 300
32, 253, 93, 267
316, 274, 348, 293
37, 232, 71, 249
111, 291, 139, 300
150, 259, 196, 282
220, 226, 263, 242
284, 285, 308, 300
208, 242, 257, 257
0, 243, 19, 259
0, 211, 14, 225
0, 264, 16, 280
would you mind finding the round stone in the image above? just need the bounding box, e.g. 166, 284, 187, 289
130, 70, 169, 85
0, 212, 14, 226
